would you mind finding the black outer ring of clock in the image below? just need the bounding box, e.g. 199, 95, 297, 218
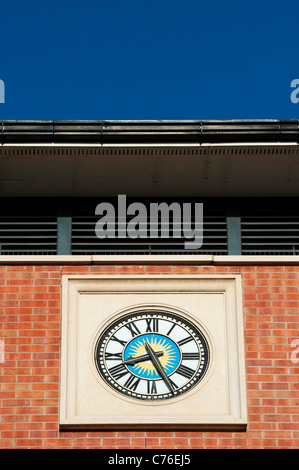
94, 310, 210, 401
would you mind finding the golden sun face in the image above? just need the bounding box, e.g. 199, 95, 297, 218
129, 336, 178, 377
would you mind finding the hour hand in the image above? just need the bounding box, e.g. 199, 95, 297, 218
122, 351, 163, 365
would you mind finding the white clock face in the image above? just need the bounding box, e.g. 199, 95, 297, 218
94, 310, 210, 401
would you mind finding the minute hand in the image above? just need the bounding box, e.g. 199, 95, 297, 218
145, 342, 175, 394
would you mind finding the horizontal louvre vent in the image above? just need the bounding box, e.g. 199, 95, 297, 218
1, 198, 299, 256
0, 213, 57, 255
71, 200, 227, 255
241, 202, 299, 255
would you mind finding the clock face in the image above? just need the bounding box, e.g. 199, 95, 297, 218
94, 310, 210, 401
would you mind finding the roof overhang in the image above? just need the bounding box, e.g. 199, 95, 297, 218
1, 120, 299, 197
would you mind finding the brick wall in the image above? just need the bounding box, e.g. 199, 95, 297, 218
0, 263, 299, 448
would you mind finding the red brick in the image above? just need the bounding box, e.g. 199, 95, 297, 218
0, 263, 299, 449
145, 265, 173, 273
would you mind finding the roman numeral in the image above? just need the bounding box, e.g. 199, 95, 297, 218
178, 335, 193, 346
146, 317, 159, 332
166, 323, 176, 336
168, 377, 178, 389
109, 363, 128, 380
176, 364, 195, 379
181, 352, 200, 360
105, 352, 123, 360
125, 321, 141, 337
124, 375, 141, 391
147, 380, 157, 394
110, 335, 127, 346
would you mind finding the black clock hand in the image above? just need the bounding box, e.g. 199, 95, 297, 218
122, 351, 163, 365
145, 342, 175, 394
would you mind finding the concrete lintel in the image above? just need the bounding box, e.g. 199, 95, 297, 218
1, 254, 299, 265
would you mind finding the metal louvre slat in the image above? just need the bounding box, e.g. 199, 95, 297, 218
241, 209, 299, 255
71, 207, 227, 255
0, 215, 57, 255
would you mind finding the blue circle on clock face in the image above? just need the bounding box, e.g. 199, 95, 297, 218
123, 333, 181, 380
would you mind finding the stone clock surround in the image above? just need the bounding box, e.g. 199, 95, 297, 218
59, 274, 247, 430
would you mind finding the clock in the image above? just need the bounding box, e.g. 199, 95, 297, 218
94, 310, 210, 401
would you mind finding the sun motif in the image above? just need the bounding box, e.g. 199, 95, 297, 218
126, 335, 179, 378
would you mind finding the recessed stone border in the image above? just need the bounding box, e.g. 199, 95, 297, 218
59, 274, 247, 430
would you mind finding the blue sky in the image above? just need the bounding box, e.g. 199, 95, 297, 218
0, 0, 299, 121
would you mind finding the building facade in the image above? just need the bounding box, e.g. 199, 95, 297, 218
0, 120, 299, 448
